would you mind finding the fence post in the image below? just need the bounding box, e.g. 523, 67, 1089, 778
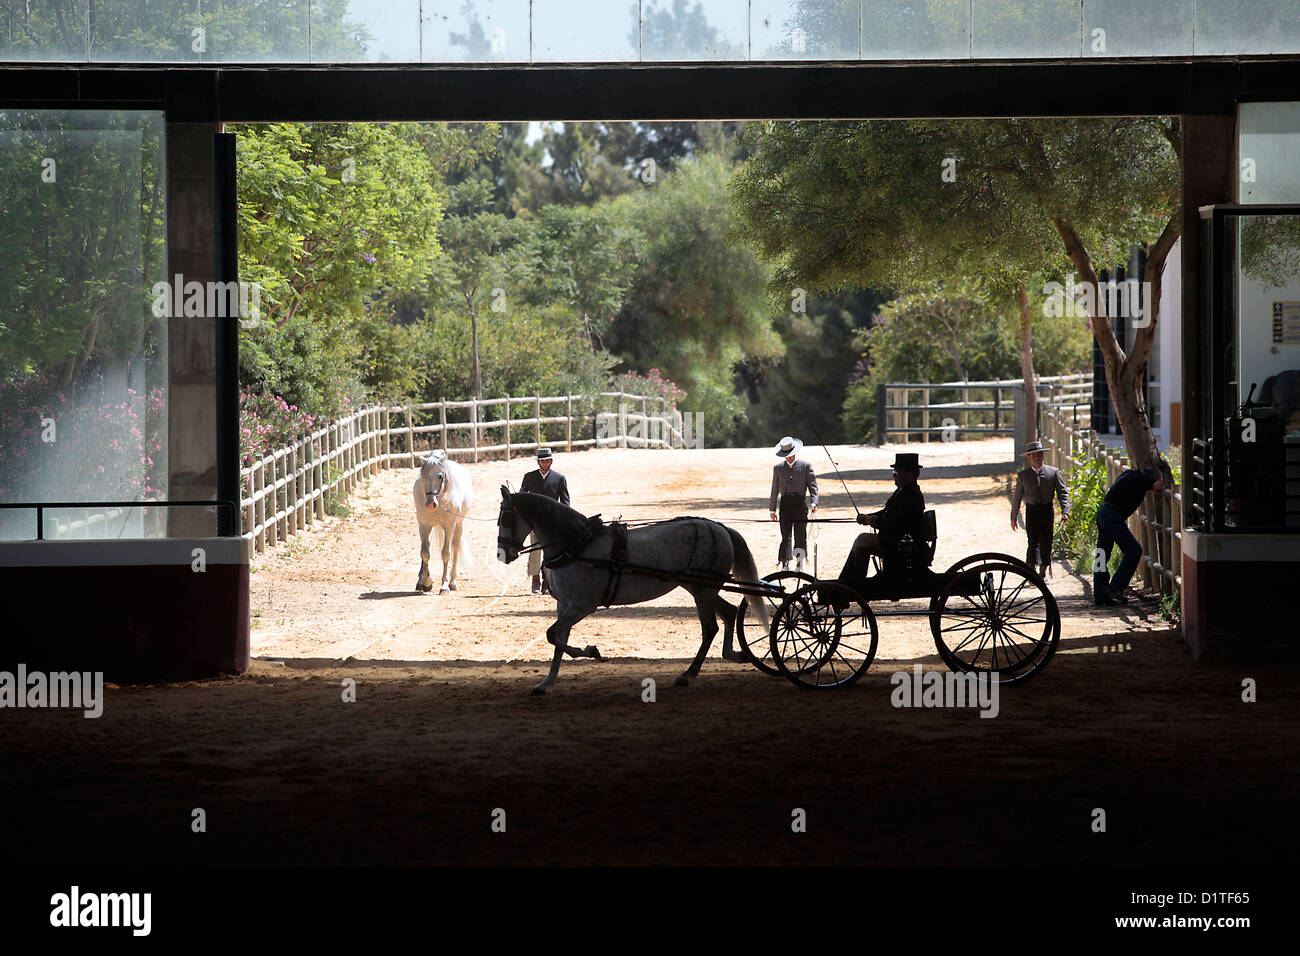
313, 435, 325, 521
535, 395, 543, 450
383, 407, 390, 470
619, 402, 628, 449
273, 451, 285, 546
368, 408, 377, 477
253, 462, 265, 553
566, 395, 573, 452
471, 400, 479, 463
243, 471, 254, 540
993, 380, 1001, 435
505, 397, 511, 459
288, 442, 298, 537
438, 398, 447, 456
874, 383, 886, 446
921, 386, 930, 443
405, 405, 415, 466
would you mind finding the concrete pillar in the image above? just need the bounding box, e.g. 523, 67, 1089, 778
166, 122, 222, 537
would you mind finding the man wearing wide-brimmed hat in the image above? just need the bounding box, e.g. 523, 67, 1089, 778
520, 447, 570, 595
836, 452, 927, 586
1011, 440, 1070, 578
769, 436, 819, 571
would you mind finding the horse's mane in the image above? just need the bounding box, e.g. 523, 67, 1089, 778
513, 492, 590, 539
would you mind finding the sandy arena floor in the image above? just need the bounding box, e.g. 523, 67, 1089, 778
248, 439, 1170, 668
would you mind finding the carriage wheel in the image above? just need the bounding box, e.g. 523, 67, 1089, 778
930, 560, 1060, 684
769, 582, 878, 690
736, 571, 815, 676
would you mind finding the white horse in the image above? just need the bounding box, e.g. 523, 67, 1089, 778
413, 450, 473, 593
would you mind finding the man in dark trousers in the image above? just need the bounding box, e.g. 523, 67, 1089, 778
520, 447, 570, 595
1094, 462, 1167, 606
837, 452, 927, 587
1011, 440, 1070, 578
769, 436, 819, 571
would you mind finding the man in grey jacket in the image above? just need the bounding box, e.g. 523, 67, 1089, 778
769, 436, 819, 571
1011, 440, 1070, 578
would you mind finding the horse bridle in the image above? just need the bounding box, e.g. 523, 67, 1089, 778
424, 468, 447, 507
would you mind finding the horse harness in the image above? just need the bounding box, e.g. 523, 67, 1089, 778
504, 503, 722, 608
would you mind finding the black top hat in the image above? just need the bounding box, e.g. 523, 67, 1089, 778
892, 452, 922, 471
536, 447, 554, 460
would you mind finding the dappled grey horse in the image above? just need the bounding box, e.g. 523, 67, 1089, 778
413, 451, 472, 593
496, 487, 769, 695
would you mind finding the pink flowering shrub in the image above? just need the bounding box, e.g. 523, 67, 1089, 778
0, 373, 164, 502
612, 368, 686, 410
240, 387, 320, 468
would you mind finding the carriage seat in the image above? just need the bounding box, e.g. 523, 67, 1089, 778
885, 509, 937, 572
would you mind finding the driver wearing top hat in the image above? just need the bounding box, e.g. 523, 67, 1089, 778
836, 452, 927, 585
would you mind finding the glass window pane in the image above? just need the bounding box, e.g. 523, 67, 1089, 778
422, 0, 529, 62
1232, 213, 1300, 529
862, 0, 968, 60
0, 110, 168, 541
1196, 0, 1300, 56
640, 0, 748, 60
204, 0, 309, 63
531, 0, 641, 61
0, 0, 88, 61
88, 0, 197, 62
752, 0, 859, 59
973, 0, 1080, 58
1083, 0, 1193, 57
1239, 101, 1300, 204
312, 0, 419, 62
88, 0, 312, 63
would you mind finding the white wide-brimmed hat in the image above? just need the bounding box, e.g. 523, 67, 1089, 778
774, 436, 803, 457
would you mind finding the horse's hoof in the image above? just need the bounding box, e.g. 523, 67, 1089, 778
448, 582, 457, 592
722, 650, 748, 663
674, 675, 690, 687
530, 685, 548, 696
415, 581, 431, 593
586, 645, 603, 661
439, 585, 450, 593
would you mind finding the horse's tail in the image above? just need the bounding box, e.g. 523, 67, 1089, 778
726, 525, 769, 630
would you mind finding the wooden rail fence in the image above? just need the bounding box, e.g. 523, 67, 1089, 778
876, 372, 1092, 443
240, 392, 689, 553
1039, 404, 1182, 599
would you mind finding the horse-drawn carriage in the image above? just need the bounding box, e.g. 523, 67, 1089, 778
495, 487, 1060, 694
736, 508, 1061, 689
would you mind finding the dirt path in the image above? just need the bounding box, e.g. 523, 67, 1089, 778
250, 439, 1168, 667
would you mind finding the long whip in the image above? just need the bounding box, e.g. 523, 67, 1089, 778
809, 423, 861, 517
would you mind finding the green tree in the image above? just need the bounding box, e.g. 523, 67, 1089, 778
429, 176, 532, 399
235, 122, 444, 416
522, 202, 644, 348
607, 154, 783, 443
731, 117, 1179, 470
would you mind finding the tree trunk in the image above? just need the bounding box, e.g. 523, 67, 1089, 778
470, 308, 482, 398
1051, 215, 1175, 480
1017, 278, 1037, 444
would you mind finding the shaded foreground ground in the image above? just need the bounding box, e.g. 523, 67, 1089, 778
3, 628, 1298, 866
6, 440, 1295, 867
